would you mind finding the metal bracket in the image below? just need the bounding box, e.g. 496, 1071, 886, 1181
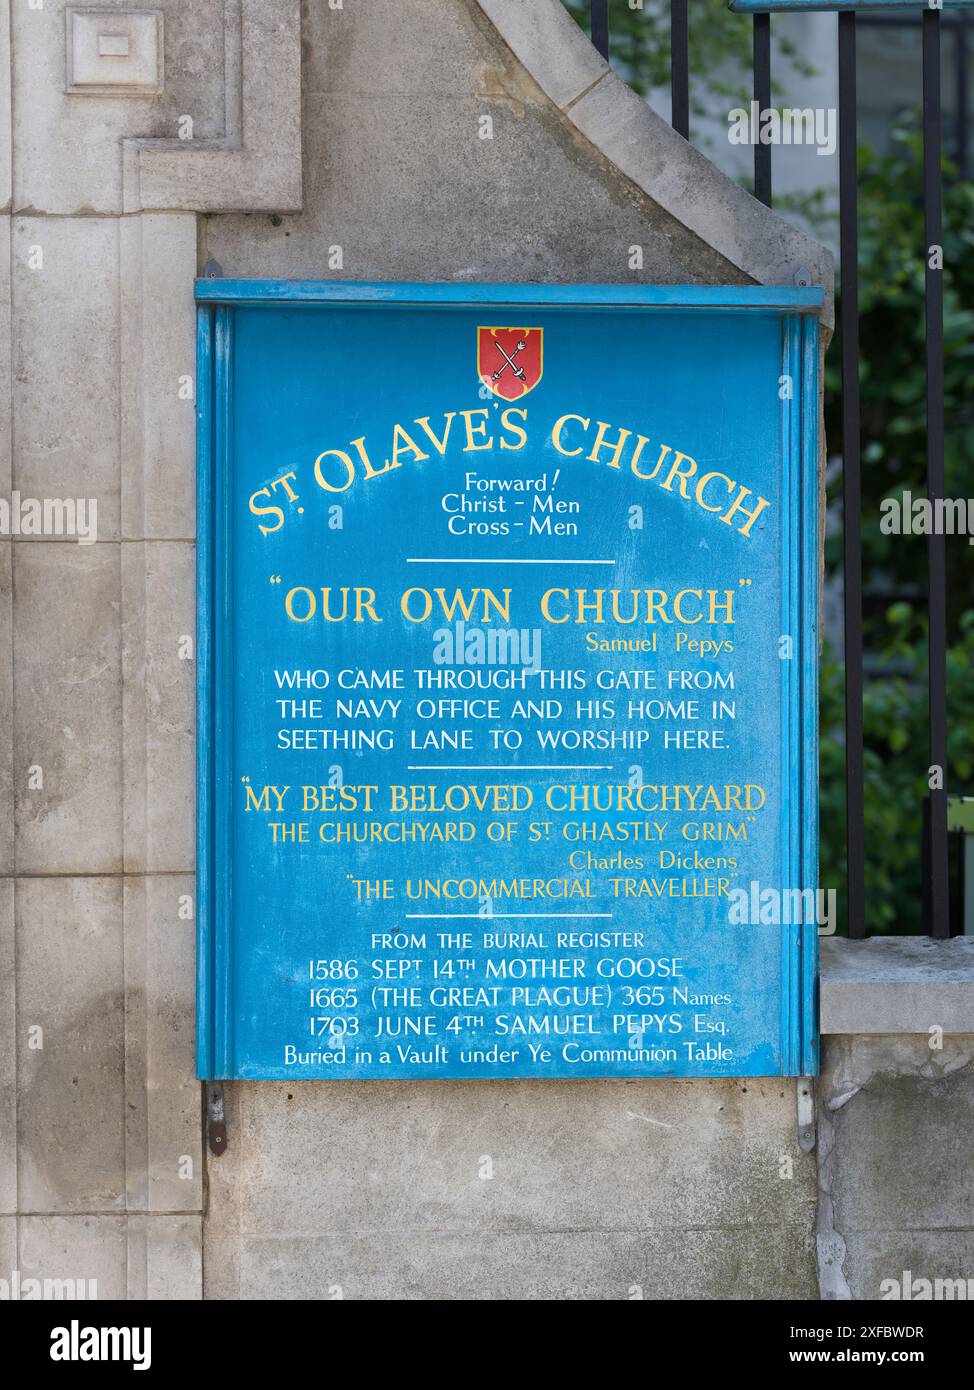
207, 1081, 227, 1156
794, 266, 813, 289
797, 1077, 816, 1153
203, 258, 223, 279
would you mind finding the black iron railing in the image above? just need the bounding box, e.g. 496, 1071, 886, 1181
837, 13, 866, 938
753, 13, 772, 206
922, 12, 950, 942
583, 1, 956, 939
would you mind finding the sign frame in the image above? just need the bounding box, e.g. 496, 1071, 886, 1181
194, 280, 823, 1081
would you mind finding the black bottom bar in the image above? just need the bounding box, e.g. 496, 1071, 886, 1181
9, 1299, 972, 1365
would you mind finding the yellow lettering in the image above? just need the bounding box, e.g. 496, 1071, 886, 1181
540, 588, 570, 623
551, 414, 589, 457
413, 414, 456, 455
719, 487, 771, 537
285, 587, 316, 622
631, 442, 670, 482
460, 409, 492, 452
389, 424, 430, 468
695, 472, 735, 513
314, 449, 355, 493
499, 407, 528, 451
401, 588, 433, 622
248, 487, 284, 536
586, 420, 632, 470
660, 450, 698, 498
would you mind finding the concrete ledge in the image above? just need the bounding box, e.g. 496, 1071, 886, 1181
475, 0, 834, 327
821, 937, 974, 1035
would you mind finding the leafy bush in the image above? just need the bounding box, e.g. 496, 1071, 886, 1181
822, 128, 974, 933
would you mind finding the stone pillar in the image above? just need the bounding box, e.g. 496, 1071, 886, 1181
2, 0, 301, 1299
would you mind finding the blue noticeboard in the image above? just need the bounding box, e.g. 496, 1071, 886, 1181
195, 281, 822, 1081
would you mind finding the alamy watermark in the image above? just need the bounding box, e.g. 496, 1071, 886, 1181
728, 102, 836, 158
727, 880, 836, 934
0, 1268, 97, 1300
0, 492, 97, 543
881, 1269, 974, 1301
50, 1320, 151, 1370
880, 491, 974, 544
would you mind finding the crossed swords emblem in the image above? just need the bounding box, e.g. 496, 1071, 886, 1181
490, 337, 527, 384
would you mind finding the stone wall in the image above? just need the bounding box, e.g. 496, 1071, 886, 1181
819, 1034, 974, 1301
1, 0, 303, 1299
817, 940, 974, 1301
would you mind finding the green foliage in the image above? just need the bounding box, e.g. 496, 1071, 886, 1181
820, 611, 974, 935
821, 126, 974, 934
824, 126, 974, 612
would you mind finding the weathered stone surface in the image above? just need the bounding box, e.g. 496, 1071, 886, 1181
0, 7, 10, 213
13, 0, 227, 216
475, 0, 610, 111
122, 542, 195, 873
120, 214, 198, 541
0, 881, 14, 1213
818, 1034, 974, 1301
0, 541, 12, 875
3, 0, 287, 1302
123, 875, 201, 1212
842, 1230, 974, 1303
14, 544, 122, 875
202, 1076, 818, 1298
211, 94, 742, 286
209, 0, 745, 289
821, 936, 974, 1035
0, 1215, 14, 1280
128, 0, 302, 214
231, 1228, 753, 1301
16, 876, 126, 1213
304, 0, 543, 101
18, 1215, 125, 1299
14, 870, 201, 1224
126, 1214, 203, 1299
748, 1221, 820, 1301
825, 1036, 974, 1232
224, 1078, 810, 1237
208, 1212, 817, 1300
0, 214, 11, 502
66, 9, 164, 97
13, 217, 120, 541
11, 1212, 200, 1299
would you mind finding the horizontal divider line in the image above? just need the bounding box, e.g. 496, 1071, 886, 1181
405, 558, 614, 565
404, 913, 614, 919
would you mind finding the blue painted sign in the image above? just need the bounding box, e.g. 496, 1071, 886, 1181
195, 281, 821, 1081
